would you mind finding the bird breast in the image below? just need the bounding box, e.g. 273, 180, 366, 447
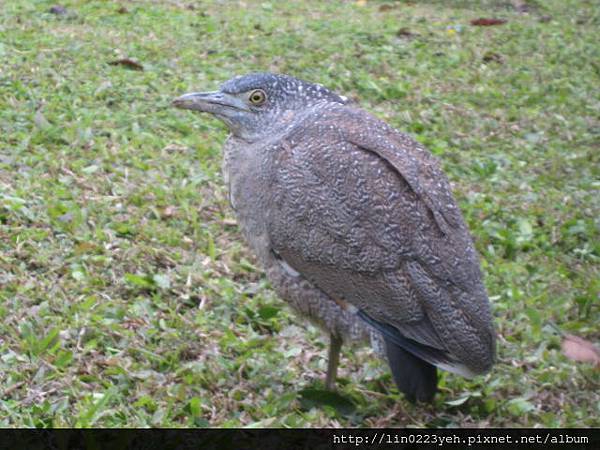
222, 136, 274, 264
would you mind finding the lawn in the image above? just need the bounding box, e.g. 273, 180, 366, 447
0, 0, 598, 427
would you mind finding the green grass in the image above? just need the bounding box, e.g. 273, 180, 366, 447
1, 0, 598, 427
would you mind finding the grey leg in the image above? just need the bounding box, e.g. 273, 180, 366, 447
325, 333, 343, 391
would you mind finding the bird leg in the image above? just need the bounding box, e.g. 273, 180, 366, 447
325, 333, 343, 391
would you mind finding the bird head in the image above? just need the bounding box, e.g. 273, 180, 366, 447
173, 73, 348, 142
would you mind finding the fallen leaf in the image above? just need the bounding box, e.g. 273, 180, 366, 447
162, 206, 177, 218
161, 143, 188, 153
108, 58, 144, 71
446, 395, 471, 406
396, 28, 418, 39
379, 4, 394, 12
471, 18, 507, 26
48, 5, 68, 15
561, 334, 600, 367
482, 51, 504, 64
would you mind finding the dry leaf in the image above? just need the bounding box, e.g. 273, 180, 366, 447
162, 143, 188, 153
482, 51, 504, 64
162, 206, 177, 218
108, 58, 144, 71
561, 334, 600, 367
48, 5, 68, 15
396, 28, 418, 39
379, 4, 394, 12
471, 18, 507, 26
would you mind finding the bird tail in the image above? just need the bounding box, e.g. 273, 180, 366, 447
383, 336, 438, 403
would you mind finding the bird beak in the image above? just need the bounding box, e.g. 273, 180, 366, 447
172, 91, 250, 113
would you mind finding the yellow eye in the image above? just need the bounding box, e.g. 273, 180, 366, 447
248, 89, 266, 105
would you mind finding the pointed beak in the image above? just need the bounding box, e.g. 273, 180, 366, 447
172, 91, 250, 113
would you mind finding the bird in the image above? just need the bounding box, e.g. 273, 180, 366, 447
173, 73, 496, 403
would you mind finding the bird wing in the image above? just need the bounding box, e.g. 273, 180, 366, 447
266, 105, 495, 374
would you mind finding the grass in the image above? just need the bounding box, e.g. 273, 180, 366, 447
0, 0, 598, 427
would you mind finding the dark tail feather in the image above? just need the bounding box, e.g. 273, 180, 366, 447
357, 310, 440, 402
384, 336, 438, 403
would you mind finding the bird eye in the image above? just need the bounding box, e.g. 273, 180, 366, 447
248, 89, 266, 106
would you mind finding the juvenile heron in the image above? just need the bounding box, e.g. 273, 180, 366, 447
173, 73, 495, 403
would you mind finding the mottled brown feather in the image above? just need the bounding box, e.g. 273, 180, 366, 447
264, 105, 495, 373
